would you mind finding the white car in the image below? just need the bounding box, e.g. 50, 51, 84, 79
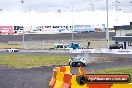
6, 48, 19, 52
68, 56, 86, 67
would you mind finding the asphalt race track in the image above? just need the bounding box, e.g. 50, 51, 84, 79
0, 66, 53, 88
0, 32, 115, 42
0, 59, 132, 88
0, 52, 132, 88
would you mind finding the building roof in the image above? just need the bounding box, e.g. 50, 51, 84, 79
114, 25, 132, 30
112, 36, 132, 41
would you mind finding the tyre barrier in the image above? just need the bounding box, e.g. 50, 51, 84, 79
49, 66, 132, 88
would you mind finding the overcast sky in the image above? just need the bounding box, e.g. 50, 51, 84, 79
0, 0, 132, 12
0, 0, 132, 27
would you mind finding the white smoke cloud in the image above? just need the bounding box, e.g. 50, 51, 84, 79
76, 54, 96, 64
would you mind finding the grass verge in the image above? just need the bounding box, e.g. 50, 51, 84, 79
95, 67, 132, 74
0, 54, 70, 68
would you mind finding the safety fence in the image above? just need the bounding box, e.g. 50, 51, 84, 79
49, 66, 132, 88
7, 39, 111, 49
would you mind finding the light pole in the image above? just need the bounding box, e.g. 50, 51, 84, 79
21, 0, 25, 42
106, 0, 109, 48
58, 9, 61, 30
88, 3, 94, 30
71, 0, 74, 42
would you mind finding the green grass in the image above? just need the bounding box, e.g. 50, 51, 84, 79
0, 54, 70, 68
94, 67, 132, 74
0, 43, 22, 49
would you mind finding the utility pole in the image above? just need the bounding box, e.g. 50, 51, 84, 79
112, 0, 121, 23
89, 3, 94, 12
58, 10, 61, 13
0, 9, 2, 12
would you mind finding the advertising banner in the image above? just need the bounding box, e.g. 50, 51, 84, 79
0, 26, 13, 35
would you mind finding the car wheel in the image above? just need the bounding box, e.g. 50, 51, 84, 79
16, 50, 19, 52
82, 63, 86, 67
71, 62, 75, 67
68, 62, 71, 66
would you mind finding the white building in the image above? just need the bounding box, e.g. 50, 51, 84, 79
112, 22, 132, 49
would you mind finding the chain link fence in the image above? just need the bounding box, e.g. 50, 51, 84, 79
8, 39, 114, 50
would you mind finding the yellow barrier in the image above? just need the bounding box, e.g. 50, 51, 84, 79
49, 66, 132, 88
71, 75, 88, 88
53, 70, 64, 88
112, 84, 132, 88
49, 66, 71, 88
60, 66, 70, 74
49, 69, 57, 88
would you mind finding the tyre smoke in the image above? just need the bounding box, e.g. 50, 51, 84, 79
76, 54, 95, 64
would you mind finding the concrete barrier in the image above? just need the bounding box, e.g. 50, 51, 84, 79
49, 66, 132, 88
20, 49, 70, 53
70, 49, 132, 54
